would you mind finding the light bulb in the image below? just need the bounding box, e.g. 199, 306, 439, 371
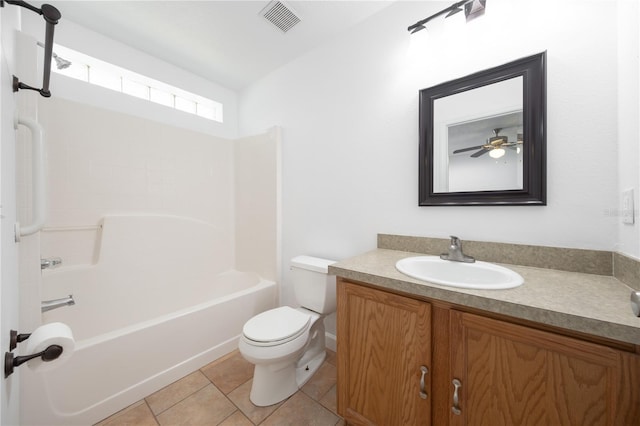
489, 148, 505, 159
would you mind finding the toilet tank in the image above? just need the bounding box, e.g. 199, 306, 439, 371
291, 255, 337, 314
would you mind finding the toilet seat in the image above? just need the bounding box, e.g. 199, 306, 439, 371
242, 306, 311, 347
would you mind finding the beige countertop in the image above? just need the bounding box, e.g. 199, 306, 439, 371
329, 248, 640, 346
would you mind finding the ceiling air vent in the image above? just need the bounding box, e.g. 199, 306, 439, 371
260, 1, 301, 33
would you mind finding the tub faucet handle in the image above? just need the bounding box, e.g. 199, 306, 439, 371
41, 257, 62, 270
41, 295, 75, 313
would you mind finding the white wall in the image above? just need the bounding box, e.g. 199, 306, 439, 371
22, 16, 239, 140
617, 0, 640, 259
239, 0, 625, 307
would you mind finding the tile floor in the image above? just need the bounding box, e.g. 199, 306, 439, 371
96, 350, 344, 426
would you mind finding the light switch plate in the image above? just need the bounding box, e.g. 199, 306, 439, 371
622, 189, 635, 224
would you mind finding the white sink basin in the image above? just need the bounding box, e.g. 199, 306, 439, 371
395, 256, 524, 290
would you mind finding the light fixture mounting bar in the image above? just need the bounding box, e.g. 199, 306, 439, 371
407, 0, 473, 34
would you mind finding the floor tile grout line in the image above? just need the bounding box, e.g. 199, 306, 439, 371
142, 399, 161, 426
314, 393, 342, 422
151, 382, 242, 426
213, 407, 242, 426
219, 381, 254, 426
301, 382, 333, 404
315, 388, 339, 416
147, 379, 218, 419
209, 374, 251, 398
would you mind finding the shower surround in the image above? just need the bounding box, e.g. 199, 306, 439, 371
18, 97, 280, 424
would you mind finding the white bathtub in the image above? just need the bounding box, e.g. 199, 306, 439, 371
21, 215, 277, 425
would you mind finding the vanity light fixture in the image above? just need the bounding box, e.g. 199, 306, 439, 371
489, 148, 506, 159
407, 0, 486, 34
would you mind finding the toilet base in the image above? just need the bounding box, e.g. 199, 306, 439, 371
248, 349, 326, 407
295, 350, 326, 389
249, 360, 299, 407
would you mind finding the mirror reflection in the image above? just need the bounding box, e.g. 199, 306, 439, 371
433, 77, 523, 193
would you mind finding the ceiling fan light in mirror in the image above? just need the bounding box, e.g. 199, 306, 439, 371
489, 148, 505, 159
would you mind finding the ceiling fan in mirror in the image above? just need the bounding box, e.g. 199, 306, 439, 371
453, 128, 523, 159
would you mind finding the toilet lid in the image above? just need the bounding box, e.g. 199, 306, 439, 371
243, 306, 310, 343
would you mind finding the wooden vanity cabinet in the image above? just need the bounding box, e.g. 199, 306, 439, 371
336, 278, 640, 426
337, 280, 432, 426
449, 310, 640, 426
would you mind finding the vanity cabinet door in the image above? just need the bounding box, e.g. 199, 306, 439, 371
449, 311, 634, 426
616, 351, 640, 425
337, 280, 431, 426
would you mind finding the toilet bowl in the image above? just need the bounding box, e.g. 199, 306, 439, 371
238, 256, 336, 407
239, 306, 327, 406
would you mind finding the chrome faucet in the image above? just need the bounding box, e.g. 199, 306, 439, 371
41, 257, 62, 270
41, 295, 75, 313
440, 236, 475, 263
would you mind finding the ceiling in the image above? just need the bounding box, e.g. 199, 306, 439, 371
46, 1, 396, 90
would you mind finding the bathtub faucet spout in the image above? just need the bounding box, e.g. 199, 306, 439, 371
41, 294, 75, 313
41, 257, 62, 269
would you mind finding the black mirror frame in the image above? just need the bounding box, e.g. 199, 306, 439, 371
418, 52, 546, 206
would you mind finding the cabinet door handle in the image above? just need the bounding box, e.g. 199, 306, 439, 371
419, 366, 428, 399
451, 378, 462, 415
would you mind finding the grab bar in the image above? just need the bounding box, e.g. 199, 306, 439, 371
14, 114, 47, 242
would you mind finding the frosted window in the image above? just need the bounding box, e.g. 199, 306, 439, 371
175, 97, 196, 114
122, 78, 149, 100
196, 104, 216, 120
50, 44, 223, 123
150, 88, 174, 107
89, 68, 121, 91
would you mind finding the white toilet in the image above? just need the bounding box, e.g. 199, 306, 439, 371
238, 255, 336, 406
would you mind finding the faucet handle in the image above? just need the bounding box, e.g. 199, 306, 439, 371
441, 236, 475, 263
41, 257, 62, 270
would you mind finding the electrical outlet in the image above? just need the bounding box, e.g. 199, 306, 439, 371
622, 189, 635, 225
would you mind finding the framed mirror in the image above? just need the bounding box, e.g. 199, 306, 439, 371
419, 52, 546, 206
